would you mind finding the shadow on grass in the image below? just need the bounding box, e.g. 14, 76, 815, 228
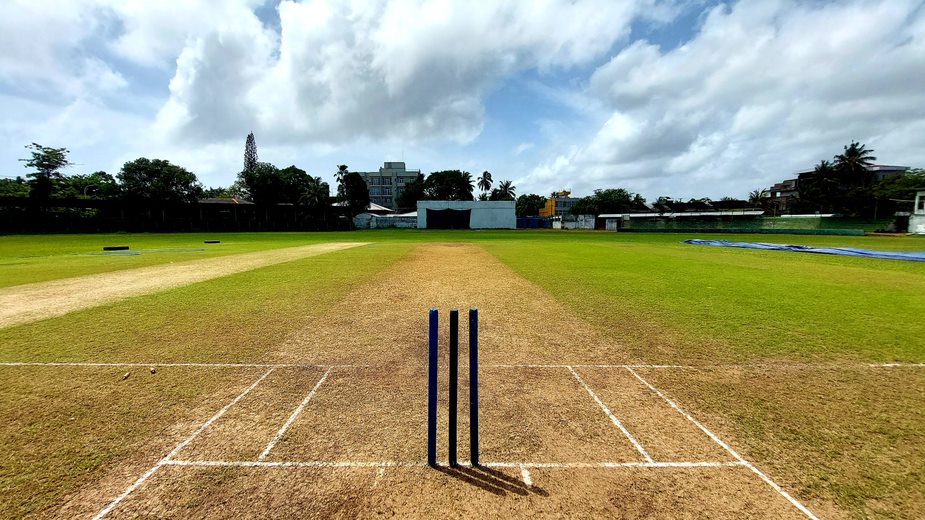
432, 464, 549, 497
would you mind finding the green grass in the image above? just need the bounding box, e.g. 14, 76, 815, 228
1, 230, 923, 519
0, 242, 410, 363
0, 232, 365, 288
474, 231, 925, 364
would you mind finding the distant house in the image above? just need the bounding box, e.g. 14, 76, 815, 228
766, 165, 911, 212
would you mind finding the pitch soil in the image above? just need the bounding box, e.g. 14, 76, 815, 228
0, 242, 366, 328
61, 243, 817, 519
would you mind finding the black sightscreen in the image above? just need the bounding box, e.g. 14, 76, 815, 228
426, 208, 471, 229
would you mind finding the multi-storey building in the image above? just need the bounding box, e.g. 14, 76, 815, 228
356, 162, 421, 209
539, 191, 579, 217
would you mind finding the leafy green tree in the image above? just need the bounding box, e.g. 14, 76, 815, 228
489, 179, 516, 201
238, 163, 317, 204
748, 189, 768, 205
0, 177, 30, 197
19, 143, 72, 199
57, 171, 118, 199
423, 170, 474, 200
516, 193, 546, 217
873, 168, 925, 203
396, 173, 425, 210
570, 188, 647, 215
340, 171, 370, 217
117, 158, 203, 202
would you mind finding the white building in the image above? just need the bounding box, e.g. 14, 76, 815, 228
417, 200, 515, 229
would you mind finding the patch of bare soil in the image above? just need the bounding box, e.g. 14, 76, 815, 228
271, 242, 636, 365
0, 242, 366, 328
108, 465, 807, 519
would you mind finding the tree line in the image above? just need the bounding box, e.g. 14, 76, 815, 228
751, 141, 924, 217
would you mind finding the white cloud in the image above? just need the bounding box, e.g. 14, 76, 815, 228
513, 142, 535, 156
524, 0, 925, 199
154, 0, 660, 146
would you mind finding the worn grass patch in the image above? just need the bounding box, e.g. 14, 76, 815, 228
642, 367, 925, 520
0, 243, 410, 362
0, 366, 265, 519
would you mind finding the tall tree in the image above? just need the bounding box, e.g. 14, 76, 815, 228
570, 188, 647, 215
340, 171, 370, 217
335, 164, 349, 188
477, 171, 493, 193
243, 132, 258, 174
19, 143, 72, 199
489, 179, 516, 201
834, 141, 877, 187
117, 158, 203, 202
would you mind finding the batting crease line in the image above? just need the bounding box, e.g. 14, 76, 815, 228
258, 367, 332, 461
567, 365, 653, 463
2, 361, 923, 369
91, 368, 275, 520
0, 361, 368, 368
164, 459, 744, 469
625, 367, 819, 520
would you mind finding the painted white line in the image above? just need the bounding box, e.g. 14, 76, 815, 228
625, 367, 819, 520
166, 459, 426, 468
0, 361, 368, 368
567, 366, 653, 463
488, 364, 690, 369
164, 459, 743, 469
520, 466, 533, 486
485, 461, 745, 469
3, 360, 922, 369
258, 367, 332, 461
92, 368, 275, 520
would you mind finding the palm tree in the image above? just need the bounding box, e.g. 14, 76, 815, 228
834, 141, 876, 187
335, 164, 349, 185
300, 177, 330, 211
748, 189, 768, 205
491, 180, 516, 201
477, 171, 493, 193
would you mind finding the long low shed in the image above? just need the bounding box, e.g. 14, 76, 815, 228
417, 200, 516, 229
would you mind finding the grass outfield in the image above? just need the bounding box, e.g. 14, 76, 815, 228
0, 230, 923, 518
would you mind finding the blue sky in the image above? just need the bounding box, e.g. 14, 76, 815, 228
2, 0, 924, 201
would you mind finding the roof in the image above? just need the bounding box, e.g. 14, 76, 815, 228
330, 201, 394, 212
599, 210, 764, 218
198, 197, 253, 204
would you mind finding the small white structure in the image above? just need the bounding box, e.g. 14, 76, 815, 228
910, 191, 925, 234
417, 200, 515, 229
353, 211, 417, 229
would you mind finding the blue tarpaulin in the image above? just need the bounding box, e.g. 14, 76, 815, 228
683, 239, 925, 262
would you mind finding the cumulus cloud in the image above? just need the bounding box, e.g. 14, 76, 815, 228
154, 0, 662, 145
523, 0, 925, 199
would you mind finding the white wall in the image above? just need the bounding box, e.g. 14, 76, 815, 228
417, 200, 516, 229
